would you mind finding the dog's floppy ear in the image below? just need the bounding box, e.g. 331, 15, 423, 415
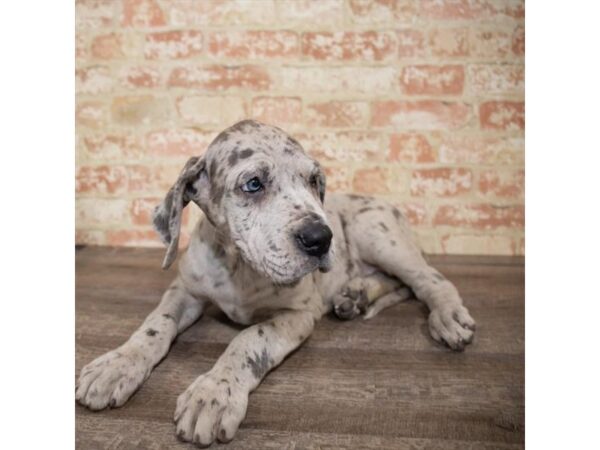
153, 156, 205, 270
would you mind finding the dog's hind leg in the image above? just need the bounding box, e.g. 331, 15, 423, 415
347, 204, 476, 350
76, 277, 206, 410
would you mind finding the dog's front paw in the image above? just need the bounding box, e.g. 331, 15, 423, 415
428, 304, 476, 351
174, 372, 248, 447
76, 346, 150, 410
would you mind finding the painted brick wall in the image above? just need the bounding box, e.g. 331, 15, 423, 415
75, 0, 525, 255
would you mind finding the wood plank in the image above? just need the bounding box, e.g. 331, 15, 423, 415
76, 246, 524, 448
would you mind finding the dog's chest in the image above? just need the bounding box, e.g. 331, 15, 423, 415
212, 272, 320, 325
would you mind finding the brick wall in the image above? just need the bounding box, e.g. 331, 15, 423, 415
75, 0, 525, 255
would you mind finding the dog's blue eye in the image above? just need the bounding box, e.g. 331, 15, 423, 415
241, 177, 263, 193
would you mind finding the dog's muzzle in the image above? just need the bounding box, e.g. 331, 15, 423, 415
295, 220, 332, 258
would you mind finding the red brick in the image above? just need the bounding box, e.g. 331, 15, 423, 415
397, 202, 428, 226
121, 0, 166, 27
119, 66, 162, 88
76, 32, 88, 59
434, 204, 524, 229
297, 132, 384, 162
470, 28, 513, 59
371, 101, 472, 130
429, 27, 469, 57
468, 64, 524, 95
277, 66, 395, 93
76, 165, 128, 195
76, 66, 115, 94
388, 133, 436, 163
306, 101, 369, 128
479, 101, 524, 130
478, 169, 524, 198
91, 33, 124, 59
106, 230, 163, 247
512, 25, 525, 56
168, 65, 271, 91
208, 31, 298, 59
176, 96, 246, 126
420, 0, 524, 20
76, 101, 108, 129
400, 65, 464, 95
411, 168, 472, 197
397, 29, 426, 58
76, 198, 130, 226
76, 0, 116, 29
276, 0, 343, 27
125, 165, 181, 193
111, 95, 171, 126
323, 166, 352, 192
145, 31, 203, 59
439, 135, 524, 165
302, 31, 395, 61
130, 197, 161, 225
75, 229, 105, 246
352, 167, 391, 194
348, 0, 417, 24
145, 128, 216, 158
166, 0, 276, 26
83, 134, 142, 161
251, 97, 302, 127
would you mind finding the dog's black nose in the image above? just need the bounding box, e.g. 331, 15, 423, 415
296, 221, 332, 257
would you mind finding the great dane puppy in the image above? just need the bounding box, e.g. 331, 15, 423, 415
76, 120, 475, 447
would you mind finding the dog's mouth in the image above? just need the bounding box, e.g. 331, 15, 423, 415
259, 253, 331, 286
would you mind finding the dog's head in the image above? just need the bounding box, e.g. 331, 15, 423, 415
153, 120, 334, 285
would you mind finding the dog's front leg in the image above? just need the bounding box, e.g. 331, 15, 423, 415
76, 277, 205, 410
174, 309, 316, 446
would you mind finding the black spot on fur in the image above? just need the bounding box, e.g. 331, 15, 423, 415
185, 183, 197, 196
392, 207, 402, 219
211, 184, 224, 205
240, 148, 254, 158
390, 240, 397, 246
357, 206, 373, 214
145, 328, 158, 337
258, 327, 264, 336
432, 272, 446, 283
228, 150, 239, 166
211, 399, 219, 407
348, 194, 363, 201
208, 160, 217, 179
379, 222, 389, 232
246, 348, 273, 379
346, 259, 354, 274
162, 313, 176, 321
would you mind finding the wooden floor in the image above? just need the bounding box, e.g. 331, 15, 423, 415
76, 246, 524, 450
